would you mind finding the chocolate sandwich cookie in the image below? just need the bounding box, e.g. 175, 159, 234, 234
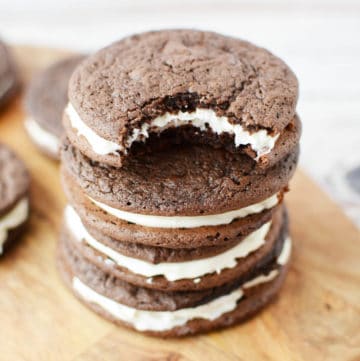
24, 55, 85, 159
63, 169, 282, 249
62, 205, 286, 292
0, 40, 18, 109
58, 223, 287, 310
57, 216, 291, 337
63, 29, 299, 167
0, 144, 30, 255
61, 139, 298, 248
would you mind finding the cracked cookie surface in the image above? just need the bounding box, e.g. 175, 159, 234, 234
61, 138, 299, 216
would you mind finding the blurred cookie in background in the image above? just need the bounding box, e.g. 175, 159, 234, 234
24, 55, 85, 160
325, 156, 360, 228
0, 143, 30, 256
346, 166, 360, 195
0, 39, 19, 110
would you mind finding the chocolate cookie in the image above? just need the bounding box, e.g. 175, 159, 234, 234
62, 205, 286, 291
57, 221, 290, 336
63, 180, 279, 249
61, 138, 298, 216
60, 139, 297, 248
24, 55, 85, 159
0, 40, 18, 110
0, 144, 30, 255
64, 29, 299, 167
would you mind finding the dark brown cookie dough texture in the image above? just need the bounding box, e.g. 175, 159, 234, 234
0, 144, 30, 255
58, 29, 302, 337
0, 39, 19, 109
24, 55, 85, 159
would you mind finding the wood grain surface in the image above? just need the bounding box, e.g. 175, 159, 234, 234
0, 46, 359, 361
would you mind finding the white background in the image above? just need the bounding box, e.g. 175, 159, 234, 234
1, 0, 360, 225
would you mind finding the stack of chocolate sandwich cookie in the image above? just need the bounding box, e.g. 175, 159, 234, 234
58, 30, 301, 337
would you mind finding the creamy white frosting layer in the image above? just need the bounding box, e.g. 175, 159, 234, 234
24, 117, 60, 156
66, 104, 121, 155
88, 193, 279, 229
242, 269, 279, 288
65, 205, 271, 281
0, 198, 29, 254
71, 237, 292, 332
66, 103, 279, 158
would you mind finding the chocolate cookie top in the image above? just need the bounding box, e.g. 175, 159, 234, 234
0, 40, 18, 108
67, 29, 298, 166
61, 138, 299, 217
25, 55, 85, 138
0, 144, 30, 216
63, 165, 282, 249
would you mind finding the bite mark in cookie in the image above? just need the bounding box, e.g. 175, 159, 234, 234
66, 103, 280, 160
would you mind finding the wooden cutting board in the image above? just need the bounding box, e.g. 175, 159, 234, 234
0, 46, 359, 361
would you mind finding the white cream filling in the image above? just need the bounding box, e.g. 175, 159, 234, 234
66, 104, 122, 155
242, 269, 279, 288
65, 205, 271, 281
71, 237, 292, 332
88, 193, 279, 229
24, 117, 60, 156
66, 103, 279, 158
0, 198, 29, 254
